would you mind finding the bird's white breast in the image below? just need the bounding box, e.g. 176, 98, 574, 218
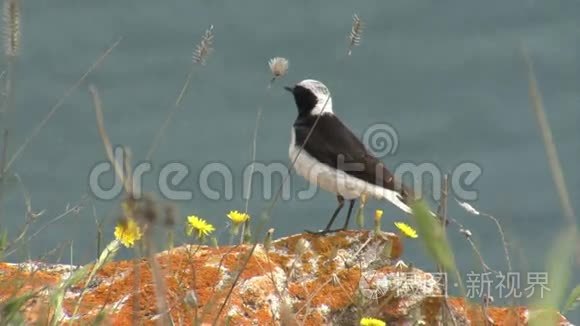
288, 128, 398, 201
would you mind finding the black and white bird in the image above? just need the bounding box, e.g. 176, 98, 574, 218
285, 79, 415, 235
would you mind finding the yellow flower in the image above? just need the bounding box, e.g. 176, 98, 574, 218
227, 210, 250, 225
373, 209, 384, 233
394, 221, 418, 238
374, 209, 383, 221
114, 218, 142, 248
360, 317, 386, 326
187, 215, 215, 238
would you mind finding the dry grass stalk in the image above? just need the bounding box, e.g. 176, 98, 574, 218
146, 25, 215, 161
241, 56, 289, 243
521, 46, 577, 226
4, 197, 85, 257
454, 199, 512, 272
5, 37, 121, 171
241, 103, 263, 243
90, 85, 171, 325
89, 85, 130, 194
436, 175, 460, 326
0, 130, 7, 215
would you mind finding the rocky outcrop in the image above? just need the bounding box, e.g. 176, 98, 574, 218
0, 231, 572, 325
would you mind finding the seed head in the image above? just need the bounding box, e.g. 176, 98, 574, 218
268, 57, 289, 78
3, 0, 20, 57
192, 25, 214, 65
347, 14, 363, 56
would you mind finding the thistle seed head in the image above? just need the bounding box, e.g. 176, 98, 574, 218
268, 57, 289, 78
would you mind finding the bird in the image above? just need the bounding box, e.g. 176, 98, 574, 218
284, 79, 417, 235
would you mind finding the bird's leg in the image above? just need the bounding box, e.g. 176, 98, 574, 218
306, 195, 344, 235
340, 199, 356, 231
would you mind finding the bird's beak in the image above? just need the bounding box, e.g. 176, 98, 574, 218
283, 86, 294, 93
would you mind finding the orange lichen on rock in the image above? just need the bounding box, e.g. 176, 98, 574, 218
0, 262, 70, 298
0, 231, 573, 325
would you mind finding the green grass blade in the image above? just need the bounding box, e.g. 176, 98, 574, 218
529, 229, 576, 326
562, 284, 580, 314
1, 292, 36, 324
410, 200, 456, 272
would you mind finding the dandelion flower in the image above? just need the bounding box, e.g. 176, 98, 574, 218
360, 317, 386, 326
187, 215, 215, 238
374, 209, 383, 221
268, 57, 289, 78
394, 221, 418, 238
114, 218, 142, 248
227, 210, 250, 225
226, 210, 250, 239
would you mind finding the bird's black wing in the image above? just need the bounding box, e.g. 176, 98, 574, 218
293, 114, 411, 203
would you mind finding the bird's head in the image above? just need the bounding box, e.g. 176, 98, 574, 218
284, 79, 334, 117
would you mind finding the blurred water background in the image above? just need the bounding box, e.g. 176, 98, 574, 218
0, 0, 578, 320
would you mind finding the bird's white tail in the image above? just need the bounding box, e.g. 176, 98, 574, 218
379, 188, 412, 214
380, 188, 438, 218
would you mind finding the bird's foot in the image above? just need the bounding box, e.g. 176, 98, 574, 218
304, 228, 346, 236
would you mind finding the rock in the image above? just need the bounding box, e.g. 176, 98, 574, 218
0, 231, 573, 325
